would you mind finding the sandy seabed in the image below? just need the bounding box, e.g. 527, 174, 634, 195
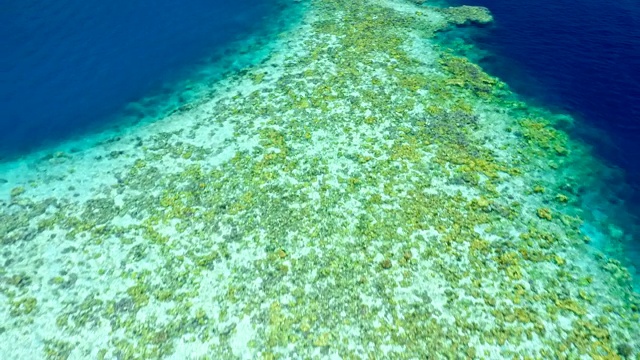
1, 0, 639, 359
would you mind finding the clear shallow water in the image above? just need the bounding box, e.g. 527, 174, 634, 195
0, 0, 284, 158
1, 0, 640, 357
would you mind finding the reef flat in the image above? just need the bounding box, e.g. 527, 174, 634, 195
1, 0, 639, 359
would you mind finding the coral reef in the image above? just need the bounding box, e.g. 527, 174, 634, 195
0, 0, 638, 359
436, 5, 494, 26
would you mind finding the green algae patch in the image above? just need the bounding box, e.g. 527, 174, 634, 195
10, 186, 25, 198
44, 339, 74, 360
126, 284, 150, 308
9, 296, 37, 317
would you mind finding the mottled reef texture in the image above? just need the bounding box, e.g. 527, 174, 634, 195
1, 0, 639, 359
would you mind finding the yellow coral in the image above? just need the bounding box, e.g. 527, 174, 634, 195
537, 208, 553, 220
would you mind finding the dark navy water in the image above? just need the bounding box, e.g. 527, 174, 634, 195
0, 0, 285, 158
442, 0, 640, 203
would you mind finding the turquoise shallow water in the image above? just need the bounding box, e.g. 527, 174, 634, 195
1, 0, 639, 358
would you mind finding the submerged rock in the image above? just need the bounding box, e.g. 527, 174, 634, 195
437, 5, 493, 26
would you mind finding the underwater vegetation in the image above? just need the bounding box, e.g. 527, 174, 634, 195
0, 0, 639, 358
435, 5, 493, 26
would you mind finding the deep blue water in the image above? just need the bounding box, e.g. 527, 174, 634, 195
0, 0, 285, 158
441, 0, 640, 203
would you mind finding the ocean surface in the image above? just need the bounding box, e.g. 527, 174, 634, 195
2, 0, 640, 357
441, 0, 640, 203
0, 0, 285, 158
